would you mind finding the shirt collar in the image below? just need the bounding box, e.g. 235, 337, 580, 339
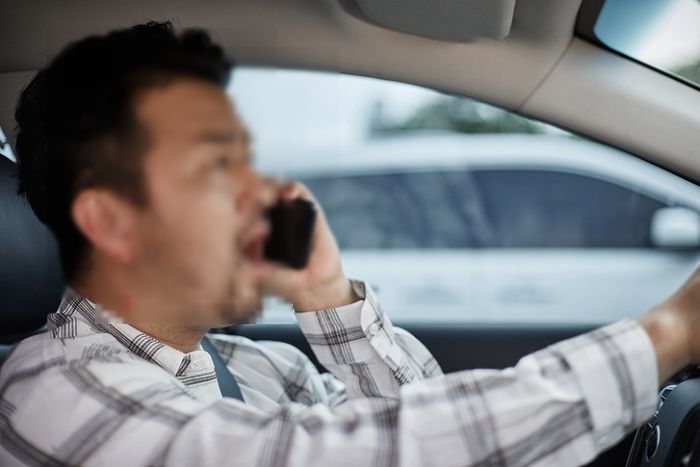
49, 287, 202, 377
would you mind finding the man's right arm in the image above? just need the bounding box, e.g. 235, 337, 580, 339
637, 264, 700, 385
166, 320, 656, 467
1, 317, 658, 467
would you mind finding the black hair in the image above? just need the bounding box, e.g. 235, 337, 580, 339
14, 21, 233, 281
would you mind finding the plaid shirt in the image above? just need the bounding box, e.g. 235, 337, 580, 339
0, 280, 657, 466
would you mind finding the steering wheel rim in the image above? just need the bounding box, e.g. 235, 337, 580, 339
626, 368, 700, 467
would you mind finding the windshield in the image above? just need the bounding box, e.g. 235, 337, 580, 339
594, 0, 700, 87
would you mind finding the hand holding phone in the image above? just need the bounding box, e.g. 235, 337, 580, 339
263, 198, 317, 269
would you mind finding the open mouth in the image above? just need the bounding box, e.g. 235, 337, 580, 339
243, 236, 265, 263
241, 222, 270, 265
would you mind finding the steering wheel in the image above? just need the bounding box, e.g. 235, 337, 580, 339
626, 366, 700, 467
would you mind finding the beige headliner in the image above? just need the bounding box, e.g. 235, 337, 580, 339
1, 0, 699, 179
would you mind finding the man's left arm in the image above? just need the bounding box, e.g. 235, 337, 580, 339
260, 182, 442, 401
295, 279, 443, 401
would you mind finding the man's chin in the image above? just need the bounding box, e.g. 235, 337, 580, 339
219, 296, 264, 325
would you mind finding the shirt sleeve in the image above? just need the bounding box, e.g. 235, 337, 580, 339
164, 320, 658, 467
294, 279, 443, 400
0, 320, 659, 467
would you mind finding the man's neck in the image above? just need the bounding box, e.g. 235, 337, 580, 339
72, 273, 207, 354
127, 322, 207, 354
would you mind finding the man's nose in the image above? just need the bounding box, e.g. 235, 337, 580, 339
234, 166, 277, 213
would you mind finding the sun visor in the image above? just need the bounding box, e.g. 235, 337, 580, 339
347, 0, 516, 42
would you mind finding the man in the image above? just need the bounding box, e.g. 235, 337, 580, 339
0, 21, 696, 467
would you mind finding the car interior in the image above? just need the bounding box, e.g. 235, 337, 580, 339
2, 0, 700, 466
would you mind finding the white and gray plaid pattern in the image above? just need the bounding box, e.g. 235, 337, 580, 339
0, 282, 658, 466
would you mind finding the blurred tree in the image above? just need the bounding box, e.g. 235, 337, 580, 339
673, 60, 700, 85
371, 96, 547, 135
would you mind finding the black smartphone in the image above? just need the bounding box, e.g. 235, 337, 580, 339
263, 198, 317, 269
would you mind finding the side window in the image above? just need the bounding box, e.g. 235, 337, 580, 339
0, 125, 15, 162
472, 169, 667, 248
231, 67, 700, 325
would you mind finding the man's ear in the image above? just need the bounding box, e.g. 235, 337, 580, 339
71, 189, 139, 264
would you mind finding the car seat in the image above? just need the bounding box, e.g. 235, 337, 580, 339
0, 154, 63, 366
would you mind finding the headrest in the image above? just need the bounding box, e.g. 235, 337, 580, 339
0, 155, 64, 340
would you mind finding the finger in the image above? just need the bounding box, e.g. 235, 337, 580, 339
257, 260, 303, 298
279, 182, 304, 202
258, 178, 281, 208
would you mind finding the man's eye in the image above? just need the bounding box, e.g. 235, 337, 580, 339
212, 155, 230, 170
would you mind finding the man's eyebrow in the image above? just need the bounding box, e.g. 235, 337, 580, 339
195, 130, 250, 144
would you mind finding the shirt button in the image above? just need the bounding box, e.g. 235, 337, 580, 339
368, 323, 380, 336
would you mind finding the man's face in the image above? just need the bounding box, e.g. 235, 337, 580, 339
129, 78, 271, 327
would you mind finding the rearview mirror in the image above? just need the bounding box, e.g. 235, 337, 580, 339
650, 207, 700, 249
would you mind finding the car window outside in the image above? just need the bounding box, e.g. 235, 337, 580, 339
0, 125, 15, 162
229, 67, 700, 325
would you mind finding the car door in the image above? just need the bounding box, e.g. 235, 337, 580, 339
295, 165, 700, 327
